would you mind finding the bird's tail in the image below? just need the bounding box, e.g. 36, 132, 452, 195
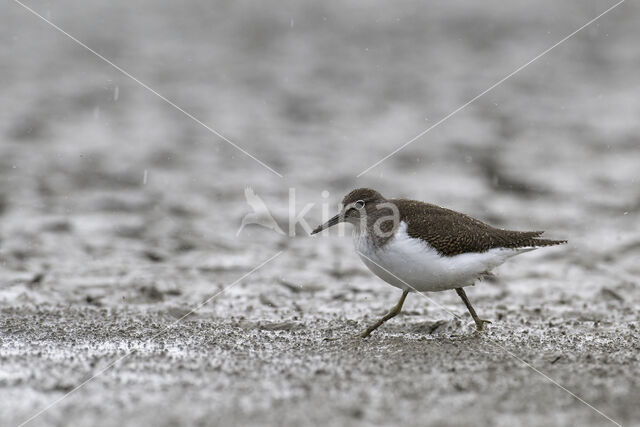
509, 231, 567, 248
530, 238, 567, 247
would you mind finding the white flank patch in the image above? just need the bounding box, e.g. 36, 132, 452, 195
354, 221, 534, 292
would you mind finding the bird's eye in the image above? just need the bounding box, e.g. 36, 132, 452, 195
354, 200, 365, 210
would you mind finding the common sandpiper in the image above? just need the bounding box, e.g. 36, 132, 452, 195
311, 188, 566, 338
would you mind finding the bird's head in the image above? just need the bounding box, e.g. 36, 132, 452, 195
311, 188, 385, 234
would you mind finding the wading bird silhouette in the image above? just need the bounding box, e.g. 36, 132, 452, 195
237, 187, 285, 236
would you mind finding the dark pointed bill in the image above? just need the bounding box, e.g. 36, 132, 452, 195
311, 213, 342, 235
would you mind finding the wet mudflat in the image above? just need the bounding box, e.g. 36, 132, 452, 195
1, 0, 640, 426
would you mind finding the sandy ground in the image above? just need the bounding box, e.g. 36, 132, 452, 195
1, 0, 640, 426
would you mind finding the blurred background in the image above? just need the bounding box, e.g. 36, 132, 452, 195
1, 1, 639, 426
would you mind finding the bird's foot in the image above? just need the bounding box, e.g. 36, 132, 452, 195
473, 318, 492, 332
358, 328, 374, 339
323, 330, 373, 339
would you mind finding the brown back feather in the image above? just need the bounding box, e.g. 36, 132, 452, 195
391, 199, 566, 256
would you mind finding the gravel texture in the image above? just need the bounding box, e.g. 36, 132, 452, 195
1, 1, 639, 426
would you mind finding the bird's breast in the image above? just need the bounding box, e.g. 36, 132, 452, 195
352, 221, 524, 292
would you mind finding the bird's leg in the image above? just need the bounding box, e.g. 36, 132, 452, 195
455, 287, 491, 331
359, 290, 409, 338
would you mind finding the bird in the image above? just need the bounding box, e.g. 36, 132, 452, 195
311, 188, 566, 338
237, 187, 285, 236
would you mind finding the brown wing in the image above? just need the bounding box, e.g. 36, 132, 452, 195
393, 199, 566, 256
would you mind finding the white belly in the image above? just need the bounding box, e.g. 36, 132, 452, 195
354, 222, 533, 292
